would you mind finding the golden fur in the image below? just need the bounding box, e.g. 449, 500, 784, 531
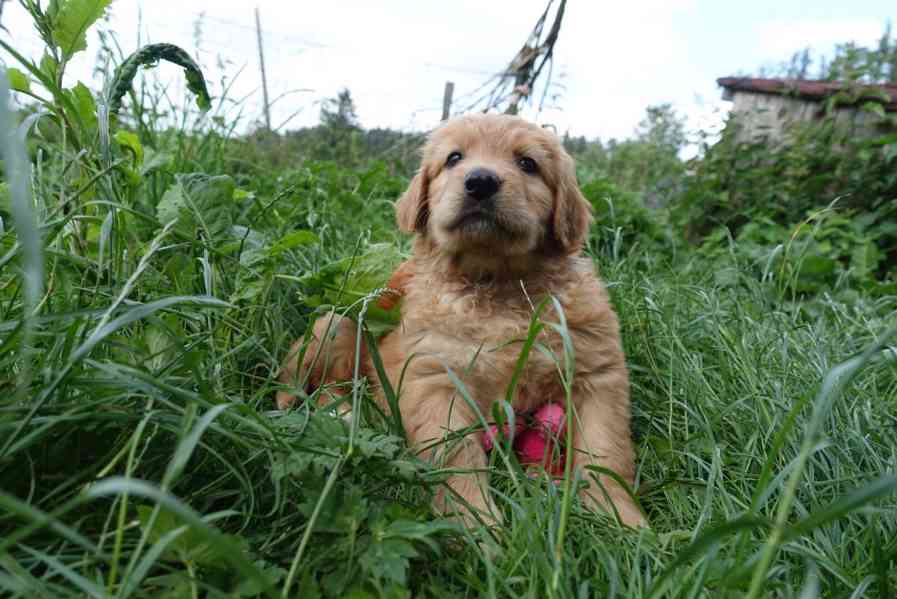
278, 114, 645, 527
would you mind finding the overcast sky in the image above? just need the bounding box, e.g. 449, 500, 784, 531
3, 1, 894, 144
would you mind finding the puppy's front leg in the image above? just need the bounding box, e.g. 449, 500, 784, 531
570, 366, 646, 527
276, 313, 362, 411
400, 371, 499, 527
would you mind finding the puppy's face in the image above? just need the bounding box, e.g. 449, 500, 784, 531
396, 115, 591, 259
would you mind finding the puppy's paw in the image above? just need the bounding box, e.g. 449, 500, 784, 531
579, 487, 647, 529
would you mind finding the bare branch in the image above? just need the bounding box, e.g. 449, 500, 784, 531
461, 0, 567, 116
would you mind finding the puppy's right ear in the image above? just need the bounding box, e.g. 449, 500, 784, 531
395, 168, 429, 233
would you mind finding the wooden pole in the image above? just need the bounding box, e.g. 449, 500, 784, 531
255, 7, 272, 131
442, 81, 455, 121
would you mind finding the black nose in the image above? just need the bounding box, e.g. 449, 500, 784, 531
464, 168, 502, 201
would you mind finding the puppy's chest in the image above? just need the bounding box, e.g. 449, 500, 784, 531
407, 282, 546, 339
403, 282, 571, 399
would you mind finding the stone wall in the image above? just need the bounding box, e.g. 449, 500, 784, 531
727, 91, 890, 143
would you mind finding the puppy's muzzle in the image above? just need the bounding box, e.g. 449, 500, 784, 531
464, 168, 502, 201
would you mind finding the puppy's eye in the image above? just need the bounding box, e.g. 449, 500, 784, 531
446, 151, 463, 168
517, 156, 538, 174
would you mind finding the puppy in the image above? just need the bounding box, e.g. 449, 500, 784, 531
278, 114, 645, 527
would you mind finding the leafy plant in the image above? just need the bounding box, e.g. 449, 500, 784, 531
673, 117, 897, 290
580, 175, 668, 259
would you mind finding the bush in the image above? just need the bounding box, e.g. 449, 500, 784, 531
580, 176, 668, 258
673, 118, 897, 287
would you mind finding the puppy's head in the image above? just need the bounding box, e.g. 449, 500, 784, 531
396, 114, 591, 260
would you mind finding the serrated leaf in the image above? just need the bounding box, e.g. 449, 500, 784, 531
52, 0, 113, 59
359, 537, 418, 586
114, 130, 143, 164
233, 562, 286, 597
7, 68, 30, 93
354, 429, 402, 460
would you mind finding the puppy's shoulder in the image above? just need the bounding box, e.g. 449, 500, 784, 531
555, 256, 617, 325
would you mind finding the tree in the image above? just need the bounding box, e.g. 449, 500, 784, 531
771, 22, 897, 84
314, 88, 362, 164
320, 88, 360, 131
635, 104, 687, 153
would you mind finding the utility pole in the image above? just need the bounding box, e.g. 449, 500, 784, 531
255, 7, 272, 131
441, 81, 455, 121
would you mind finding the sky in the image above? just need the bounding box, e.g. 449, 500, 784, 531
2, 0, 894, 146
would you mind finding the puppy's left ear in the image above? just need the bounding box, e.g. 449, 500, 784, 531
395, 168, 430, 234
552, 152, 592, 253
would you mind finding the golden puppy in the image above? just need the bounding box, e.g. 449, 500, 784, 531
278, 114, 645, 527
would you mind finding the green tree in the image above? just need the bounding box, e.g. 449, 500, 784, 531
320, 88, 360, 130
605, 104, 687, 201
316, 88, 361, 164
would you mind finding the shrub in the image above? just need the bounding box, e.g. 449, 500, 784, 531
673, 118, 897, 286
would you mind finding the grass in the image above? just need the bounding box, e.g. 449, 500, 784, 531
2, 12, 897, 597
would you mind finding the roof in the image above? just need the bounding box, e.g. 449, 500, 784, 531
717, 77, 897, 112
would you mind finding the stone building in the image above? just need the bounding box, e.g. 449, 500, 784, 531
717, 77, 897, 143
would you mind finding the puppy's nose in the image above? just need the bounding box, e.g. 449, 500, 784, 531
464, 168, 502, 201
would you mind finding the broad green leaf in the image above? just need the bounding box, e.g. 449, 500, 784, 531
136, 505, 193, 560
861, 101, 886, 119
233, 188, 254, 201
69, 295, 230, 366
157, 183, 187, 227
796, 255, 836, 278
298, 243, 406, 336
67, 82, 97, 135
52, 0, 113, 59
109, 43, 211, 115
39, 53, 59, 83
140, 148, 172, 176
157, 174, 236, 246
850, 241, 880, 279
7, 68, 30, 93
0, 183, 10, 214
46, 0, 64, 20
228, 278, 266, 304
135, 504, 243, 567
268, 230, 319, 257
114, 129, 143, 164
87, 479, 276, 598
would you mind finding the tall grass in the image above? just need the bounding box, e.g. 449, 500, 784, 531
2, 7, 896, 598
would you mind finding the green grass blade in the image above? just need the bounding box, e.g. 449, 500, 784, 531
84, 478, 278, 599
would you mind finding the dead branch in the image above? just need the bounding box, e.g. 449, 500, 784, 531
459, 0, 567, 116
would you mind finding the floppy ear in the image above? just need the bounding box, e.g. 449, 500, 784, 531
552, 152, 593, 253
395, 168, 430, 233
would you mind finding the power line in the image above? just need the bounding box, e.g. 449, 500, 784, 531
187, 10, 500, 76
192, 11, 331, 49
